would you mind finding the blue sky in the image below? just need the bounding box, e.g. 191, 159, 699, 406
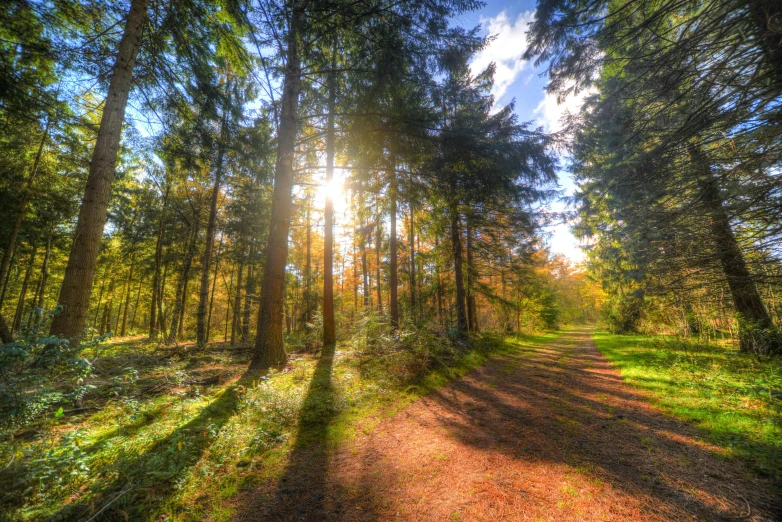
454, 0, 585, 261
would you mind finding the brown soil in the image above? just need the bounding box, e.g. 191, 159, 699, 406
235, 327, 780, 521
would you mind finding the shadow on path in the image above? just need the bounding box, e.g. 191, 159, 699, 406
236, 353, 371, 521
324, 327, 780, 521
234, 328, 780, 521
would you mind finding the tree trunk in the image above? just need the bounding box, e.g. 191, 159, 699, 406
409, 204, 416, 319
168, 211, 200, 344
149, 183, 170, 339
13, 247, 37, 332
206, 234, 223, 342
0, 248, 17, 308
305, 198, 312, 327
197, 106, 228, 347
157, 256, 168, 333
250, 5, 302, 370
114, 291, 124, 334
353, 242, 358, 314
224, 266, 233, 342
92, 264, 109, 332
435, 235, 443, 329
242, 261, 254, 342
690, 143, 780, 354
130, 279, 142, 332
0, 314, 11, 343
232, 260, 244, 346
360, 190, 370, 309
0, 117, 51, 307
450, 204, 467, 336
375, 195, 383, 315
466, 220, 478, 333
101, 279, 115, 335
389, 152, 398, 328
120, 252, 136, 336
323, 66, 336, 353
747, 0, 782, 88
32, 233, 53, 327
158, 257, 168, 333
50, 0, 148, 343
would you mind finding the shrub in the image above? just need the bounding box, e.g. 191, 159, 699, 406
350, 312, 461, 384
0, 308, 108, 430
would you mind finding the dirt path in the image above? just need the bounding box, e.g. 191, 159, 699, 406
236, 327, 779, 521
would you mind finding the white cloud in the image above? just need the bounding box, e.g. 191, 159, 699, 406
533, 89, 594, 133
469, 10, 535, 103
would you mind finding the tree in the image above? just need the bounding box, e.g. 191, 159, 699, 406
528, 0, 782, 353
49, 0, 149, 342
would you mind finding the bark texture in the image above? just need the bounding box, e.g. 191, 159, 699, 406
690, 143, 780, 355
50, 0, 148, 342
747, 0, 782, 87
0, 117, 50, 306
250, 6, 302, 369
450, 205, 467, 335
149, 184, 169, 339
409, 205, 416, 317
323, 69, 336, 353
168, 210, 200, 344
389, 153, 399, 329
466, 221, 478, 333
0, 314, 12, 344
197, 130, 226, 347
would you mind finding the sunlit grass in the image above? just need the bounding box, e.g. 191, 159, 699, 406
592, 330, 782, 481
1, 330, 562, 521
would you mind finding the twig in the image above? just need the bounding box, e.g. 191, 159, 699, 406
63, 407, 99, 415
126, 382, 168, 399
723, 486, 752, 519
1, 453, 15, 471
184, 374, 223, 386
84, 482, 134, 522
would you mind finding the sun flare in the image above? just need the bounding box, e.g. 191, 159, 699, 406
322, 177, 343, 202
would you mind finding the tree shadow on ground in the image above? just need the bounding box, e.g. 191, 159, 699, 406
235, 353, 379, 522
47, 382, 244, 521
342, 327, 780, 520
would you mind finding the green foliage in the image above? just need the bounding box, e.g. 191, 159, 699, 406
602, 289, 645, 334
350, 313, 466, 385
593, 330, 782, 481
0, 319, 532, 521
541, 0, 782, 348
536, 289, 560, 330
0, 308, 108, 430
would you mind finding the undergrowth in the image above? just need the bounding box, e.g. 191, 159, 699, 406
593, 330, 782, 482
0, 315, 543, 521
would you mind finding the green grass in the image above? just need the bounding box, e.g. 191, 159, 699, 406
0, 330, 561, 521
592, 330, 782, 482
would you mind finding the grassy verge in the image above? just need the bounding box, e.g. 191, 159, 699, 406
592, 330, 782, 482
0, 329, 560, 521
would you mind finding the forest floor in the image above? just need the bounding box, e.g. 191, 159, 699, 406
234, 326, 781, 522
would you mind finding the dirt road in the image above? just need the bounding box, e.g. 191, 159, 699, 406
237, 327, 779, 521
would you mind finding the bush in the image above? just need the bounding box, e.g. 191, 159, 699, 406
602, 289, 645, 334
350, 312, 462, 384
0, 308, 108, 430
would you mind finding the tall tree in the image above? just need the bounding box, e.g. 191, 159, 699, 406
197, 88, 231, 347
250, 0, 303, 369
49, 0, 149, 342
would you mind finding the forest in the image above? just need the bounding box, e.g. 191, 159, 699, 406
0, 0, 780, 520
